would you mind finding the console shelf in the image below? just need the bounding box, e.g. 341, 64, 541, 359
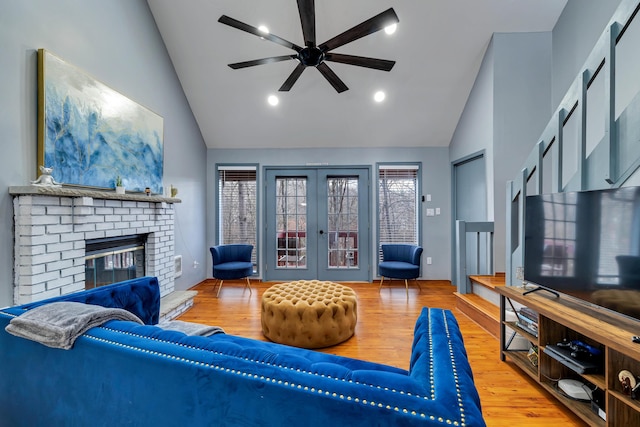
498, 286, 640, 427
503, 320, 538, 343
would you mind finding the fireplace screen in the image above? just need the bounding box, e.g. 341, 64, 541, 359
85, 235, 146, 290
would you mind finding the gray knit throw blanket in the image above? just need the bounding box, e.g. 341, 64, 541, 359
5, 301, 143, 350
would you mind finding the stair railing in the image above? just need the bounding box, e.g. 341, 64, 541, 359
455, 220, 494, 294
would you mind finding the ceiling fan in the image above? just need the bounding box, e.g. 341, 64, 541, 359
218, 1, 399, 93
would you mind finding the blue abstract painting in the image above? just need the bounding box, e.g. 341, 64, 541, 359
38, 49, 164, 193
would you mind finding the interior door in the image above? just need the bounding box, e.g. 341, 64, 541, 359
452, 154, 488, 277
265, 167, 370, 282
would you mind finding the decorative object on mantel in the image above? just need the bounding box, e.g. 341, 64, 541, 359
37, 49, 164, 194
145, 187, 151, 196
31, 165, 62, 188
115, 176, 125, 195
170, 185, 178, 198
9, 185, 181, 204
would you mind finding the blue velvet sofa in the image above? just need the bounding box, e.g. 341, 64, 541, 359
0, 277, 485, 426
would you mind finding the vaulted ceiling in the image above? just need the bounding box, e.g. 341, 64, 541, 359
147, 0, 567, 149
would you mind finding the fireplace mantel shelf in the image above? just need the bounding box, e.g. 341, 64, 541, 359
9, 186, 181, 203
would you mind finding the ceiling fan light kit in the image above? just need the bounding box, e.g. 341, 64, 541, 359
219, 0, 398, 93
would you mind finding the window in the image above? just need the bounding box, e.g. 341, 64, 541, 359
327, 176, 359, 269
217, 166, 257, 271
275, 176, 307, 269
377, 164, 420, 258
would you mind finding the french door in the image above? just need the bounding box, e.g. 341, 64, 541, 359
264, 167, 370, 282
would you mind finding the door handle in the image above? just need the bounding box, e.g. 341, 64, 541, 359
319, 230, 324, 235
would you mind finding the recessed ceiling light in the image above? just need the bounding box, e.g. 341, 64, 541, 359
374, 91, 386, 103
267, 95, 279, 106
384, 23, 397, 35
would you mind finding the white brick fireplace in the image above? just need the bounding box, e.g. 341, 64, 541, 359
10, 186, 180, 305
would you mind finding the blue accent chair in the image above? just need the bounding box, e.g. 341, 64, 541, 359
210, 244, 254, 297
378, 244, 423, 297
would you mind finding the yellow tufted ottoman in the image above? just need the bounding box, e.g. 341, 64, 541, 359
261, 280, 357, 349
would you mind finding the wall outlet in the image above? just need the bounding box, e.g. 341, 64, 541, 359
435, 207, 441, 215
426, 257, 432, 265
193, 260, 199, 269
426, 208, 435, 216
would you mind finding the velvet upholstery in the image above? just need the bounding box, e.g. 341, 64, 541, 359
210, 244, 254, 296
379, 244, 424, 297
210, 244, 253, 280
11, 275, 160, 325
0, 277, 486, 427
261, 280, 357, 348
379, 244, 423, 280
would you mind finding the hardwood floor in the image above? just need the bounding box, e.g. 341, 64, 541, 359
178, 279, 586, 426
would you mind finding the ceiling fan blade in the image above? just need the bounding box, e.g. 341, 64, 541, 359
218, 15, 303, 52
279, 63, 306, 91
228, 55, 297, 70
318, 8, 399, 52
297, 0, 316, 47
316, 63, 348, 93
324, 53, 395, 71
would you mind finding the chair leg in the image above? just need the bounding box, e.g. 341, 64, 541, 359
381, 277, 418, 296
245, 277, 252, 295
216, 280, 224, 297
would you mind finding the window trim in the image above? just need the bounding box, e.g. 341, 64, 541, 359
216, 164, 259, 274
376, 162, 422, 268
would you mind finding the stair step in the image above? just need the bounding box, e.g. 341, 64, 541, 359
468, 273, 505, 291
455, 292, 500, 339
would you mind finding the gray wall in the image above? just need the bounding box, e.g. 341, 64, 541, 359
552, 0, 624, 108
207, 147, 451, 280
0, 0, 207, 306
449, 32, 552, 273
449, 41, 495, 204
492, 32, 553, 272
448, 1, 627, 277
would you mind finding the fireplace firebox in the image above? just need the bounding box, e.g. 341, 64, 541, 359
85, 235, 147, 290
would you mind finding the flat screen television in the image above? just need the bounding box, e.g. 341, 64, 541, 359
524, 185, 640, 323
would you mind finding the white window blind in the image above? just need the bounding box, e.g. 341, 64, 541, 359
378, 165, 419, 254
